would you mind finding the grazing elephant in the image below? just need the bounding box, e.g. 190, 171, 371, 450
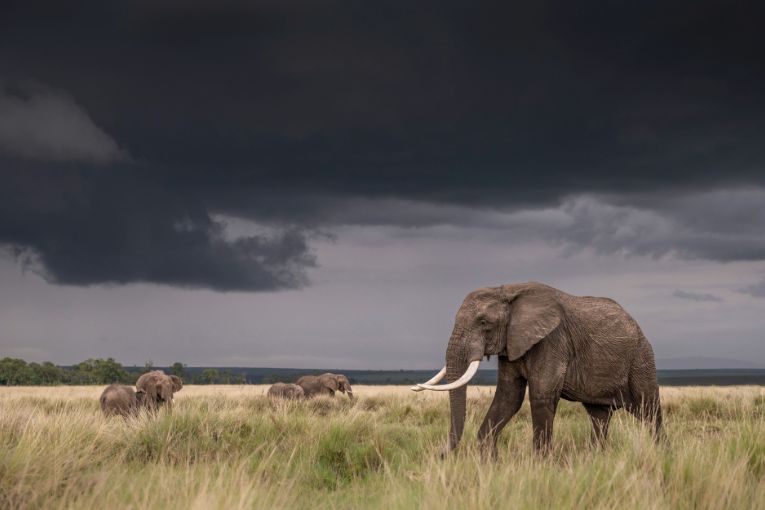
135, 370, 183, 410
267, 382, 305, 399
100, 384, 143, 417
413, 282, 662, 455
296, 373, 354, 399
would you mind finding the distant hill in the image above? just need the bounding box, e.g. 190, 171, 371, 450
656, 357, 765, 370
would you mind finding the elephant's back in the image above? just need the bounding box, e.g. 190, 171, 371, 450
100, 385, 135, 414
561, 296, 647, 401
268, 383, 288, 396
101, 384, 128, 400
567, 295, 644, 347
295, 376, 321, 396
296, 375, 316, 386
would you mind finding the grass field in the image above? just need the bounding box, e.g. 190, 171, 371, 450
1, 385, 764, 509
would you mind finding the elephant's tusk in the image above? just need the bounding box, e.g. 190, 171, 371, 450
410, 366, 446, 392
414, 360, 480, 391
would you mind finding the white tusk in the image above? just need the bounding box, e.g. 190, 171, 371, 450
414, 360, 480, 391
410, 366, 446, 392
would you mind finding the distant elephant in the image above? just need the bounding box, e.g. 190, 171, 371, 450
413, 282, 662, 455
296, 373, 354, 399
135, 370, 183, 410
267, 382, 305, 399
100, 384, 143, 417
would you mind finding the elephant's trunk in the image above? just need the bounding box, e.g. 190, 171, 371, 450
411, 324, 483, 453
444, 326, 483, 452
446, 357, 468, 451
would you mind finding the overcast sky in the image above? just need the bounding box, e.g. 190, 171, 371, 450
1, 1, 765, 368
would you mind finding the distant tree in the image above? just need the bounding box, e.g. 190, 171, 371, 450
37, 361, 64, 384
0, 357, 250, 386
201, 369, 219, 384
72, 358, 130, 384
142, 361, 155, 373
0, 358, 32, 385
171, 362, 186, 379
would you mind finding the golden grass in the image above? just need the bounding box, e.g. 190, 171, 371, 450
1, 385, 763, 509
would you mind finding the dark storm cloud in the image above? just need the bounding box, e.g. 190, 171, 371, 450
672, 290, 722, 302
0, 163, 316, 290
0, 83, 124, 163
1, 0, 764, 290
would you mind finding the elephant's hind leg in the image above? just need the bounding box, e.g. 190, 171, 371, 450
583, 403, 612, 446
477, 365, 526, 459
626, 393, 663, 441
628, 343, 663, 440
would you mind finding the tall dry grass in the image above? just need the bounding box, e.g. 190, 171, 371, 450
1, 385, 763, 509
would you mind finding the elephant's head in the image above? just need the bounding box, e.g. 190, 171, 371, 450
321, 373, 354, 399
412, 282, 562, 450
137, 371, 183, 409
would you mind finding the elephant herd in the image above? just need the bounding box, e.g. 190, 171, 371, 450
99, 282, 664, 455
267, 373, 354, 400
100, 370, 354, 416
99, 370, 183, 416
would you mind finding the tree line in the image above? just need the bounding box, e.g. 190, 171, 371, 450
0, 358, 246, 385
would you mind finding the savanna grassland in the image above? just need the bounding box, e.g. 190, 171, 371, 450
1, 385, 763, 509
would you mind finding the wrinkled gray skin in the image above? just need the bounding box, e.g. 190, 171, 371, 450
100, 384, 144, 417
296, 373, 354, 399
267, 382, 305, 399
135, 370, 183, 411
436, 282, 662, 456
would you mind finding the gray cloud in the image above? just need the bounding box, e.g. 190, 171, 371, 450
554, 191, 765, 262
672, 290, 723, 302
0, 83, 124, 164
740, 279, 765, 298
300, 189, 765, 264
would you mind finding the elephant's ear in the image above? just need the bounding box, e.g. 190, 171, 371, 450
505, 293, 562, 360
169, 375, 183, 392
323, 375, 339, 391
159, 379, 174, 402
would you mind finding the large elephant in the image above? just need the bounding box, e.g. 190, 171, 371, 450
100, 384, 143, 417
267, 382, 305, 399
413, 282, 662, 455
296, 373, 354, 399
135, 370, 183, 410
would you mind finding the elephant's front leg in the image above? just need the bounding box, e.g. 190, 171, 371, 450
477, 359, 526, 459
528, 371, 564, 454
529, 395, 559, 453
